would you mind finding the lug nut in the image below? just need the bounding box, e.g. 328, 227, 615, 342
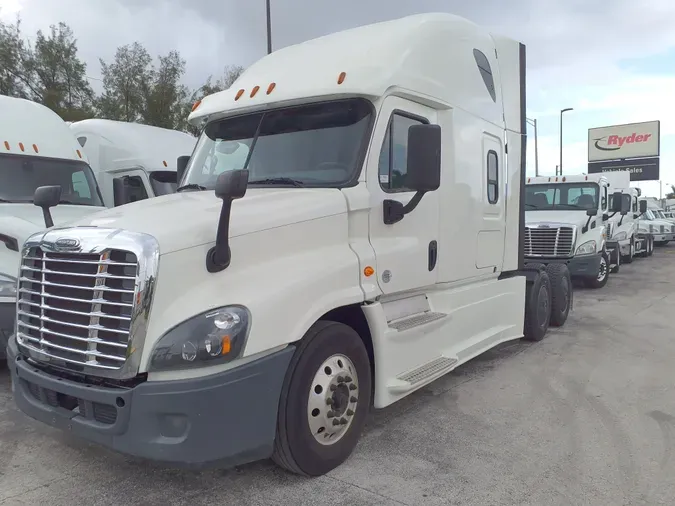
346, 409, 354, 416
326, 398, 333, 405
350, 396, 358, 403
330, 384, 337, 391
327, 411, 335, 418
349, 384, 357, 391
340, 417, 348, 425
344, 376, 353, 383
332, 419, 340, 426
337, 376, 344, 383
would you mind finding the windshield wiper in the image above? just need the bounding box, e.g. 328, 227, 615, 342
248, 177, 305, 188
176, 183, 208, 193
525, 203, 539, 208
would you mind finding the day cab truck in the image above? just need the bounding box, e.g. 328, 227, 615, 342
6, 13, 573, 477
70, 119, 197, 206
524, 173, 623, 288
606, 184, 653, 259
1, 96, 107, 355
638, 197, 674, 247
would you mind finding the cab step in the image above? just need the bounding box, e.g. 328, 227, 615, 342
388, 356, 459, 394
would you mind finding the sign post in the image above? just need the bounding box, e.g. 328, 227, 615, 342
587, 120, 660, 182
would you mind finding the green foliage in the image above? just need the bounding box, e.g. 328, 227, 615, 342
0, 17, 245, 132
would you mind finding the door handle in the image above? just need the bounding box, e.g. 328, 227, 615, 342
428, 240, 438, 271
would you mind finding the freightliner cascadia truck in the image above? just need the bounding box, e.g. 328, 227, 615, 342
6, 13, 571, 476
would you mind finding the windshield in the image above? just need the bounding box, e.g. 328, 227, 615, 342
644, 210, 656, 220
656, 210, 666, 219
525, 183, 599, 210
148, 170, 177, 196
0, 153, 104, 206
181, 98, 373, 189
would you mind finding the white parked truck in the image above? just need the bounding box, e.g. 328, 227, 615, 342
7, 13, 573, 476
605, 177, 652, 262
638, 198, 675, 247
524, 174, 622, 288
0, 96, 107, 356
70, 119, 197, 206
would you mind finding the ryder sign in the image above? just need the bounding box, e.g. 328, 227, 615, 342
588, 121, 660, 162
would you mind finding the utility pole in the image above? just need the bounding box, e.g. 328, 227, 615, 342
526, 117, 539, 176
266, 0, 272, 54
559, 107, 573, 175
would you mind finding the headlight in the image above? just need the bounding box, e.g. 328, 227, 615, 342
149, 305, 250, 372
0, 273, 17, 298
613, 231, 627, 241
638, 226, 649, 233
576, 240, 597, 256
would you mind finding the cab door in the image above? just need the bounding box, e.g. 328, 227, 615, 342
366, 96, 439, 295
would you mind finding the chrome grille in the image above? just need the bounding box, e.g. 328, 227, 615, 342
524, 226, 575, 258
16, 247, 139, 370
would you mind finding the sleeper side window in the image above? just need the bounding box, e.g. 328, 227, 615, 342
487, 150, 498, 204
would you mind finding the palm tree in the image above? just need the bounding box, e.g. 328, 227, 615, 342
666, 185, 675, 200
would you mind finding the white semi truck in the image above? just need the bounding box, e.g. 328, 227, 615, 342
6, 14, 572, 476
524, 174, 624, 288
605, 177, 652, 262
0, 96, 107, 356
70, 119, 197, 206
638, 197, 675, 246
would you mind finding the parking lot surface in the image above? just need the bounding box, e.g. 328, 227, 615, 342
1, 246, 675, 506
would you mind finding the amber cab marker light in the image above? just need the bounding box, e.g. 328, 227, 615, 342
76, 149, 82, 158
32, 144, 39, 153
3, 141, 9, 150
250, 85, 260, 98
191, 99, 202, 112
364, 266, 374, 277
337, 72, 347, 84
18, 142, 25, 152
163, 160, 168, 167
235, 89, 245, 101
266, 82, 276, 95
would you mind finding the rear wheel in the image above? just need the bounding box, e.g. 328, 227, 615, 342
523, 270, 552, 342
272, 320, 372, 476
545, 264, 571, 327
611, 248, 621, 273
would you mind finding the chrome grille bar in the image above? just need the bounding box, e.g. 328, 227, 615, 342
524, 225, 575, 258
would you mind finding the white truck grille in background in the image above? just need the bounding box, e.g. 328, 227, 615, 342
524, 226, 575, 258
16, 247, 138, 370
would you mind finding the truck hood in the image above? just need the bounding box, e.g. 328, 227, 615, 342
525, 210, 592, 228
71, 189, 348, 254
0, 203, 106, 250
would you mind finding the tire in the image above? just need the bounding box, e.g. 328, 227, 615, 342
622, 237, 634, 264
272, 320, 372, 476
523, 270, 552, 342
544, 264, 571, 327
585, 250, 609, 289
648, 237, 654, 256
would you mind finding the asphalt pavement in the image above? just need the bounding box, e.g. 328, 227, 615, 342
1, 246, 675, 505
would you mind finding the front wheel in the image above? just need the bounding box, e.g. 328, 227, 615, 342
586, 251, 609, 289
272, 320, 372, 476
622, 237, 634, 264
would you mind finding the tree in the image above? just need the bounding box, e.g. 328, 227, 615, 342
0, 17, 33, 98
665, 185, 675, 200
98, 42, 153, 122
141, 50, 189, 129
27, 22, 94, 121
181, 64, 244, 134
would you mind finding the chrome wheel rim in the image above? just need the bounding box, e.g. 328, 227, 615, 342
597, 256, 608, 281
307, 354, 359, 446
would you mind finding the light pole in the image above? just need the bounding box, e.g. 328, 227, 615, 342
559, 107, 573, 175
526, 117, 539, 176
266, 0, 272, 54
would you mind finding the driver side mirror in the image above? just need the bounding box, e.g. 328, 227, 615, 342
639, 200, 648, 213
176, 155, 190, 185
609, 192, 623, 213
33, 185, 62, 228
383, 124, 441, 225
206, 169, 249, 273
586, 208, 597, 217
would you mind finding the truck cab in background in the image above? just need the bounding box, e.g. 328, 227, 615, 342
69, 119, 197, 206
605, 183, 648, 262
638, 198, 674, 247
525, 174, 615, 288
0, 96, 108, 355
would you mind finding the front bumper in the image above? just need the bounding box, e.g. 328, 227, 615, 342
8, 336, 295, 468
0, 299, 14, 359
525, 252, 603, 278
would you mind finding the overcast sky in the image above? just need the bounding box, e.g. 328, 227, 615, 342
2, 0, 675, 197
